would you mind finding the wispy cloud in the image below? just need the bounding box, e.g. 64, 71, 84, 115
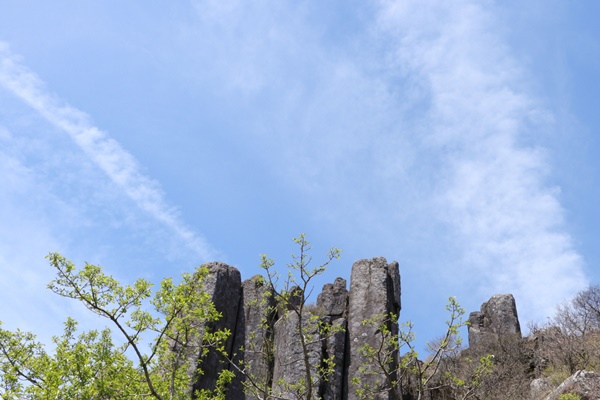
182, 0, 588, 325
179, 0, 589, 325
0, 42, 216, 262
375, 0, 587, 321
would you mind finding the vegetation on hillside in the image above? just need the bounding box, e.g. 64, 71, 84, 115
1, 237, 599, 399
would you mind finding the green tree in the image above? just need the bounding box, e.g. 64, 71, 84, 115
232, 234, 343, 400
353, 297, 473, 400
0, 253, 232, 400
0, 318, 144, 399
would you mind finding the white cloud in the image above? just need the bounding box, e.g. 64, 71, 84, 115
0, 42, 216, 262
375, 0, 587, 322
0, 1, 583, 337
177, 0, 588, 325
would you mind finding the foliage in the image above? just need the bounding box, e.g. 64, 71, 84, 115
558, 393, 582, 400
0, 253, 232, 400
353, 296, 473, 400
445, 333, 532, 400
236, 233, 343, 400
442, 353, 494, 400
5, 240, 600, 400
0, 318, 143, 399
350, 312, 403, 400
531, 284, 600, 377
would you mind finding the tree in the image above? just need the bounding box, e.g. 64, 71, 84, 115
530, 284, 600, 382
0, 318, 144, 399
229, 234, 343, 400
0, 253, 232, 400
352, 297, 471, 400
443, 332, 531, 400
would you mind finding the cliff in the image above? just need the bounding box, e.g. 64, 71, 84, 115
187, 259, 600, 400
191, 257, 400, 399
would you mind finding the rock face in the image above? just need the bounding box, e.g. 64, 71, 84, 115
190, 257, 400, 400
318, 278, 348, 400
346, 257, 401, 400
191, 262, 242, 396
542, 370, 600, 400
227, 275, 276, 400
185, 261, 600, 400
468, 293, 521, 346
317, 278, 348, 318
530, 377, 553, 400
272, 310, 323, 399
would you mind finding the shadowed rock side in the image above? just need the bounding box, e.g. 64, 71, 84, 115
191, 262, 242, 397
317, 278, 348, 400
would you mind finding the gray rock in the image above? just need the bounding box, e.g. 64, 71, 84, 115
272, 310, 323, 399
345, 257, 401, 400
482, 294, 521, 336
467, 311, 485, 346
543, 370, 600, 400
317, 279, 348, 400
287, 285, 304, 310
192, 262, 242, 397
530, 377, 552, 400
321, 316, 347, 400
227, 275, 276, 400
181, 257, 402, 400
317, 278, 348, 318
468, 294, 521, 347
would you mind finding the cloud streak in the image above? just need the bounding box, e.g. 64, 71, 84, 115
0, 42, 215, 262
375, 0, 587, 321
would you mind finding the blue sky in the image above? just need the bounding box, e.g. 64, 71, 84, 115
1, 1, 599, 349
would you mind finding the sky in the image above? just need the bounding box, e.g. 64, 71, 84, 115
1, 1, 599, 351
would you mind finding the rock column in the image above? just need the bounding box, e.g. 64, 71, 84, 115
345, 257, 401, 400
228, 275, 277, 400
192, 262, 242, 396
317, 278, 349, 400
468, 293, 521, 347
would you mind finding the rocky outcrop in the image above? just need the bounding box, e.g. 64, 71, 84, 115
542, 370, 600, 400
468, 293, 521, 347
317, 278, 348, 318
530, 377, 553, 400
190, 257, 399, 400
185, 259, 594, 400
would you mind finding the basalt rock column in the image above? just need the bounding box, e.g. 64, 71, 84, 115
227, 275, 277, 400
317, 278, 349, 400
191, 262, 242, 397
346, 257, 401, 400
271, 309, 323, 399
